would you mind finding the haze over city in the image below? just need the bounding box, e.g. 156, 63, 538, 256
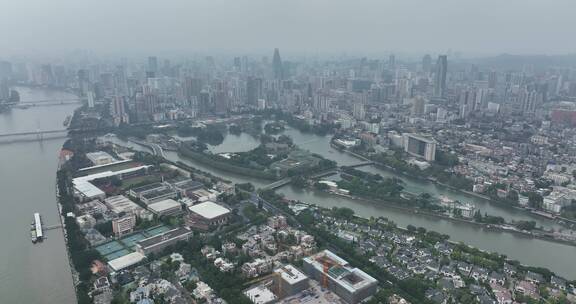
1, 0, 576, 57
3, 1, 576, 304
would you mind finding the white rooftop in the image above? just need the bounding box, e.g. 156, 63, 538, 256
274, 264, 308, 285
107, 252, 145, 272
188, 201, 230, 219
104, 195, 143, 214
244, 285, 277, 304
148, 199, 181, 213
73, 165, 151, 199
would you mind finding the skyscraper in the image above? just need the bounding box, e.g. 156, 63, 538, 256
246, 76, 263, 105
147, 56, 158, 76
433, 55, 448, 98
272, 48, 283, 80
422, 54, 432, 73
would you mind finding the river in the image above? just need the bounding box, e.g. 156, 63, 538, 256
104, 117, 576, 278
0, 87, 78, 304
133, 125, 576, 279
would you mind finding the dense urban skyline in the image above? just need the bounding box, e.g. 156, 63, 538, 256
3, 2, 576, 304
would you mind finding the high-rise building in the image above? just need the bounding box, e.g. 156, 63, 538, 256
272, 48, 283, 80
246, 76, 262, 105
110, 95, 129, 125
184, 77, 202, 101
353, 102, 365, 120
488, 70, 498, 89
422, 54, 432, 73
0, 79, 10, 101
0, 61, 13, 81
87, 91, 95, 108
148, 56, 158, 75
411, 96, 426, 116
433, 55, 448, 98
388, 54, 396, 68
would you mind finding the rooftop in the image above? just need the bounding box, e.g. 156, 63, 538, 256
275, 264, 308, 285
148, 199, 181, 213
304, 250, 378, 293
244, 285, 277, 304
107, 252, 146, 272
131, 182, 166, 194
73, 165, 151, 198
136, 227, 192, 250
188, 201, 230, 219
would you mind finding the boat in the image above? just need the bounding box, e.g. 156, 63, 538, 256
31, 213, 43, 243
30, 229, 37, 243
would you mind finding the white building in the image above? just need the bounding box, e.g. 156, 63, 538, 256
86, 151, 116, 166
402, 133, 436, 162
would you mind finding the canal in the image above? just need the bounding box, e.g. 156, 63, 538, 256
0, 87, 78, 304
157, 125, 576, 279
105, 118, 576, 279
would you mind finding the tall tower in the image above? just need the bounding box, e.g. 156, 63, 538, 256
422, 54, 432, 73
147, 56, 158, 77
272, 48, 283, 80
433, 55, 448, 98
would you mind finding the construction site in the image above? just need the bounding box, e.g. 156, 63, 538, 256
243, 250, 378, 304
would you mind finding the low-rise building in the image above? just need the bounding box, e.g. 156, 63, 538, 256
104, 195, 150, 219
185, 201, 231, 231
273, 264, 309, 298
86, 151, 116, 166
303, 250, 378, 304
112, 213, 136, 237
244, 285, 277, 304
107, 252, 146, 272
76, 214, 97, 229
129, 182, 178, 205
136, 227, 193, 255
147, 199, 182, 217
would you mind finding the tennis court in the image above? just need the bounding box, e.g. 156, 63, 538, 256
121, 232, 147, 249
105, 249, 132, 260
93, 225, 172, 261
95, 240, 124, 256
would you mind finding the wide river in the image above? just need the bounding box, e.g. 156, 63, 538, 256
0, 87, 78, 303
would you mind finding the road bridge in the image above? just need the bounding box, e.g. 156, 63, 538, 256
5, 98, 85, 105
261, 178, 292, 191
344, 161, 374, 168
0, 129, 69, 138
129, 138, 166, 158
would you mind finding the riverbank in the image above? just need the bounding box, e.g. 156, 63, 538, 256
310, 185, 576, 247
102, 123, 576, 278
335, 146, 570, 227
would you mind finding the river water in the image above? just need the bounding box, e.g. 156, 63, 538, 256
163, 126, 576, 279
105, 114, 576, 278
0, 87, 78, 304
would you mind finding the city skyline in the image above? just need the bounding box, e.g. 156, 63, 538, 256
3, 2, 576, 304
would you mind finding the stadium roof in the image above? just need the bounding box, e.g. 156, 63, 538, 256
188, 201, 230, 219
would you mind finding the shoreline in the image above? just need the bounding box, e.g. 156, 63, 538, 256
335, 145, 570, 226
313, 187, 576, 247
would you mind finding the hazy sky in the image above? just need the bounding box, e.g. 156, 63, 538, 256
0, 0, 574, 57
